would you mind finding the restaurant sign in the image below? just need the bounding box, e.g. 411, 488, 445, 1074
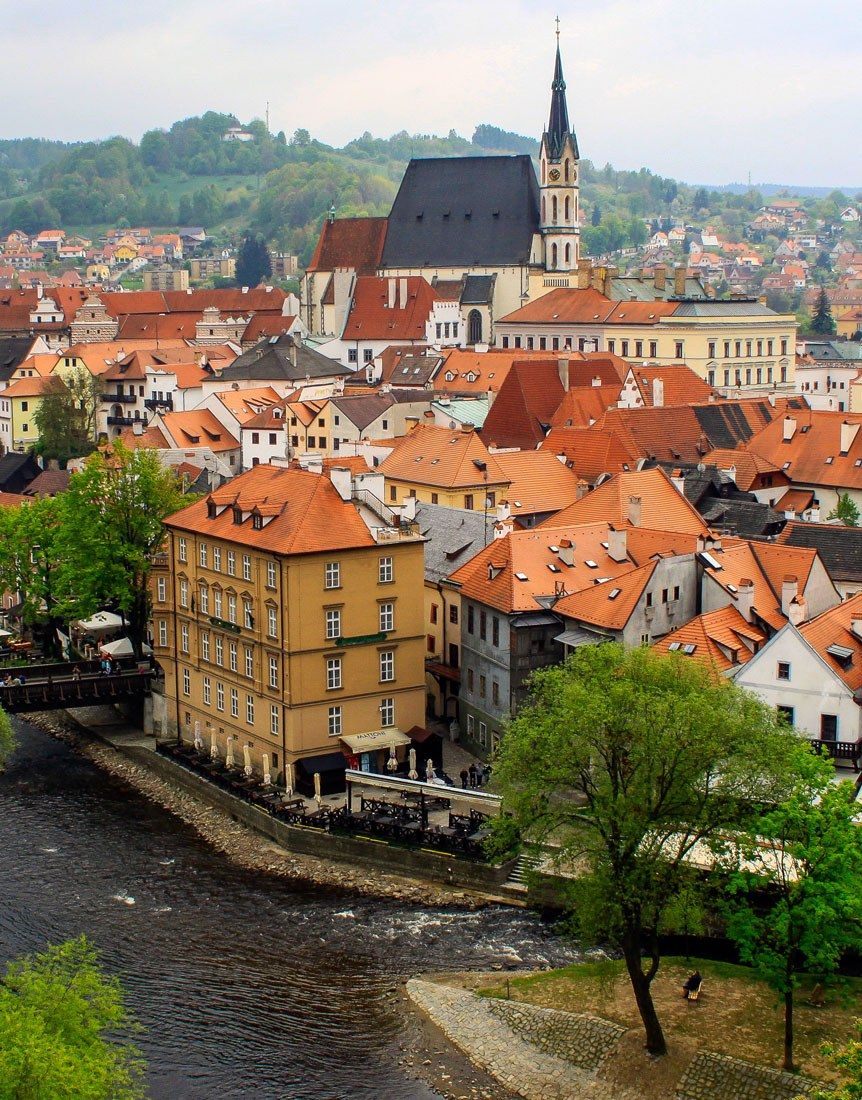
336, 631, 387, 647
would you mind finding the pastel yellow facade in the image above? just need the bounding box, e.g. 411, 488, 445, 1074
153, 526, 427, 778
384, 477, 509, 512
7, 391, 46, 449
423, 579, 462, 721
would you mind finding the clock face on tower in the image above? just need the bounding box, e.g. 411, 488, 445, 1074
548, 167, 561, 182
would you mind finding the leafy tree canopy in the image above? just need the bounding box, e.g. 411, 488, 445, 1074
828, 493, 861, 527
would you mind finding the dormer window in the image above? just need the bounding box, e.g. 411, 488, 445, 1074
253, 514, 263, 530
206, 500, 217, 519
232, 506, 243, 524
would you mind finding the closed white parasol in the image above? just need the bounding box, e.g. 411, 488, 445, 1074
225, 735, 235, 769
408, 748, 418, 780
243, 743, 253, 778
262, 753, 271, 786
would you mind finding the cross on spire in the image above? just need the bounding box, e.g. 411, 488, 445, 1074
555, 14, 560, 41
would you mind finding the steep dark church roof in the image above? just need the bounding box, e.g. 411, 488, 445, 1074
544, 44, 578, 159
380, 156, 540, 269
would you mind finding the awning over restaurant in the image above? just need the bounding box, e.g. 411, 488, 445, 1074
78, 611, 124, 636
340, 728, 411, 753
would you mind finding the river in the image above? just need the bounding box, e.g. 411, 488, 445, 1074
0, 719, 582, 1099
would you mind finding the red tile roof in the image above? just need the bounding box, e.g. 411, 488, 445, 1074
307, 217, 388, 275
799, 592, 862, 693
746, 410, 862, 492
653, 606, 765, 678
498, 287, 678, 326
379, 424, 508, 489
492, 451, 584, 517
540, 426, 641, 481
341, 276, 438, 342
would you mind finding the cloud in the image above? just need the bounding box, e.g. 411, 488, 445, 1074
3, 0, 860, 186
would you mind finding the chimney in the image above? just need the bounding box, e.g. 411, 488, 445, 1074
788, 595, 807, 628
404, 415, 420, 429
840, 420, 860, 455
494, 518, 514, 539
674, 265, 686, 296
590, 266, 604, 293
735, 578, 755, 623
132, 421, 144, 436
851, 619, 862, 641
496, 500, 511, 522
781, 575, 799, 617
328, 465, 352, 501
306, 454, 324, 475
603, 266, 618, 296
670, 468, 685, 495
558, 358, 570, 392
289, 336, 298, 369
387, 278, 396, 309
557, 539, 575, 566
652, 377, 664, 407
487, 386, 496, 408
399, 278, 408, 307
591, 376, 602, 387
782, 416, 797, 442
607, 525, 627, 562
577, 259, 591, 290
768, 392, 776, 407
627, 494, 643, 526
654, 266, 666, 292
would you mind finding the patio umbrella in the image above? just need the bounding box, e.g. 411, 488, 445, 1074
425, 758, 435, 782
285, 761, 295, 797
262, 754, 271, 786
408, 748, 418, 780
225, 736, 235, 769
193, 721, 203, 752
243, 744, 253, 778
386, 746, 398, 772
314, 771, 322, 806
209, 729, 218, 761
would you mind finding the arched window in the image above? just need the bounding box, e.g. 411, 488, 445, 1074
564, 158, 571, 181
552, 195, 558, 223
468, 310, 482, 345
541, 195, 546, 222
551, 243, 558, 270
564, 196, 571, 222
564, 243, 571, 266
541, 160, 546, 184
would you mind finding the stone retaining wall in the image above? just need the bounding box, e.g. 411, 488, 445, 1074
676, 1052, 815, 1100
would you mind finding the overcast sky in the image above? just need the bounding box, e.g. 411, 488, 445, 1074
4, 0, 860, 187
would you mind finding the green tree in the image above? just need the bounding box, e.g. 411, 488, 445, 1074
810, 1021, 862, 1099
493, 644, 810, 1056
0, 936, 144, 1098
59, 442, 186, 656
812, 285, 836, 336
692, 187, 710, 211
828, 493, 861, 527
235, 231, 272, 287
717, 765, 862, 1072
0, 495, 74, 658
32, 370, 100, 465
0, 704, 13, 770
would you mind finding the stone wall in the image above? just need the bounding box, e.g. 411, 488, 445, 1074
676, 1052, 815, 1100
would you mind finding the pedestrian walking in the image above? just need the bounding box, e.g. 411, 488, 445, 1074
468, 763, 479, 788
459, 768, 469, 789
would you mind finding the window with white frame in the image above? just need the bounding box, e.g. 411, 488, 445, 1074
229, 641, 238, 672
268, 655, 278, 689
270, 705, 279, 736
328, 705, 342, 737
325, 561, 341, 589
179, 578, 188, 608
378, 556, 393, 583
201, 631, 210, 661
479, 721, 488, 747
213, 589, 223, 618
466, 714, 474, 738
227, 593, 237, 624
379, 602, 394, 632
227, 550, 235, 576
246, 695, 254, 725
266, 561, 277, 588
157, 577, 166, 603
267, 606, 277, 638
182, 668, 190, 696
180, 623, 189, 654
379, 650, 395, 682
216, 682, 224, 711
380, 697, 395, 727
326, 657, 342, 690
243, 599, 253, 629
325, 609, 341, 640
215, 636, 223, 666
158, 620, 167, 647
242, 554, 252, 581
178, 537, 187, 563
245, 647, 254, 678
203, 676, 211, 706
199, 585, 209, 614
230, 687, 239, 718
199, 543, 208, 568
213, 547, 221, 571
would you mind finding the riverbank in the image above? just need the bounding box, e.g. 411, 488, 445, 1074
24, 708, 505, 908
406, 970, 824, 1100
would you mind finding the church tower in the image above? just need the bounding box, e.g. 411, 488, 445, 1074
540, 31, 579, 273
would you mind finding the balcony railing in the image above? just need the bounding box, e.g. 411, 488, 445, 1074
100, 392, 136, 404
804, 737, 862, 771
106, 414, 136, 427
144, 396, 173, 411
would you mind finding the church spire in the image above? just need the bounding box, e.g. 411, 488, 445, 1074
545, 27, 578, 160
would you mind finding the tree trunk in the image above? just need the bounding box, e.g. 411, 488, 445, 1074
622, 935, 667, 1055
783, 988, 794, 1072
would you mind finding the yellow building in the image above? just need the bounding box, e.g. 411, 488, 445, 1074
154, 463, 427, 784
0, 376, 55, 449
378, 424, 510, 510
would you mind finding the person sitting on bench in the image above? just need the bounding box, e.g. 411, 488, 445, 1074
682, 971, 703, 1000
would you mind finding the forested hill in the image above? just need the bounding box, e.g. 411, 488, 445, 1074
0, 111, 781, 264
